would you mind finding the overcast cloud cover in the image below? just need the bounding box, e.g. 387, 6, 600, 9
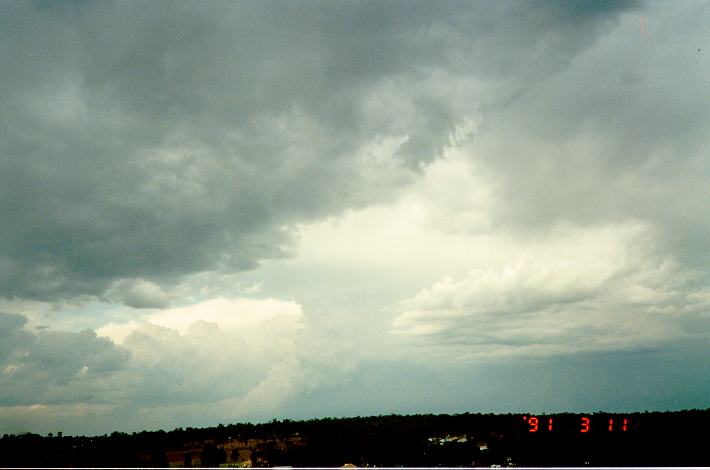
1, 0, 709, 435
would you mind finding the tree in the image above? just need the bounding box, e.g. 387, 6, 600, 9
202, 443, 226, 467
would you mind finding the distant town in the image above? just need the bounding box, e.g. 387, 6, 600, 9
1, 409, 707, 467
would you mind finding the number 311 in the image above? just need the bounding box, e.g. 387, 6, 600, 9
524, 416, 628, 432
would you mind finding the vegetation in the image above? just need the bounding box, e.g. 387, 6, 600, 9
0, 409, 707, 467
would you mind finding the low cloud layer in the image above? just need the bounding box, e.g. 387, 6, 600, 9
0, 313, 130, 407
392, 222, 709, 358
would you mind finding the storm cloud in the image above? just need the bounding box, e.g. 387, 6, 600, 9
0, 0, 639, 301
0, 312, 130, 407
1, 0, 708, 436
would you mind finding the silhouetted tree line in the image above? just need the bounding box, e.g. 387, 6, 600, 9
0, 409, 707, 467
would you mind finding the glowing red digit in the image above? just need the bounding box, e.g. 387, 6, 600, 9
622, 418, 628, 432
548, 418, 553, 431
580, 416, 590, 433
529, 416, 539, 432
608, 418, 613, 432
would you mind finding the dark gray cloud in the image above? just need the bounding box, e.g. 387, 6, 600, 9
102, 278, 170, 309
468, 0, 710, 270
0, 0, 638, 302
0, 313, 34, 361
0, 313, 130, 406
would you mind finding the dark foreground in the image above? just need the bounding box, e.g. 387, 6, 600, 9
1, 409, 707, 467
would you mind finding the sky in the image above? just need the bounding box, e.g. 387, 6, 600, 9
1, 0, 709, 436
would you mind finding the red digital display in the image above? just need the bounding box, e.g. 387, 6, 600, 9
522, 415, 629, 433
528, 416, 538, 432
581, 416, 590, 433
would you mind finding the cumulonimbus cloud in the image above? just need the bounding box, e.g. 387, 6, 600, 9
0, 0, 639, 303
